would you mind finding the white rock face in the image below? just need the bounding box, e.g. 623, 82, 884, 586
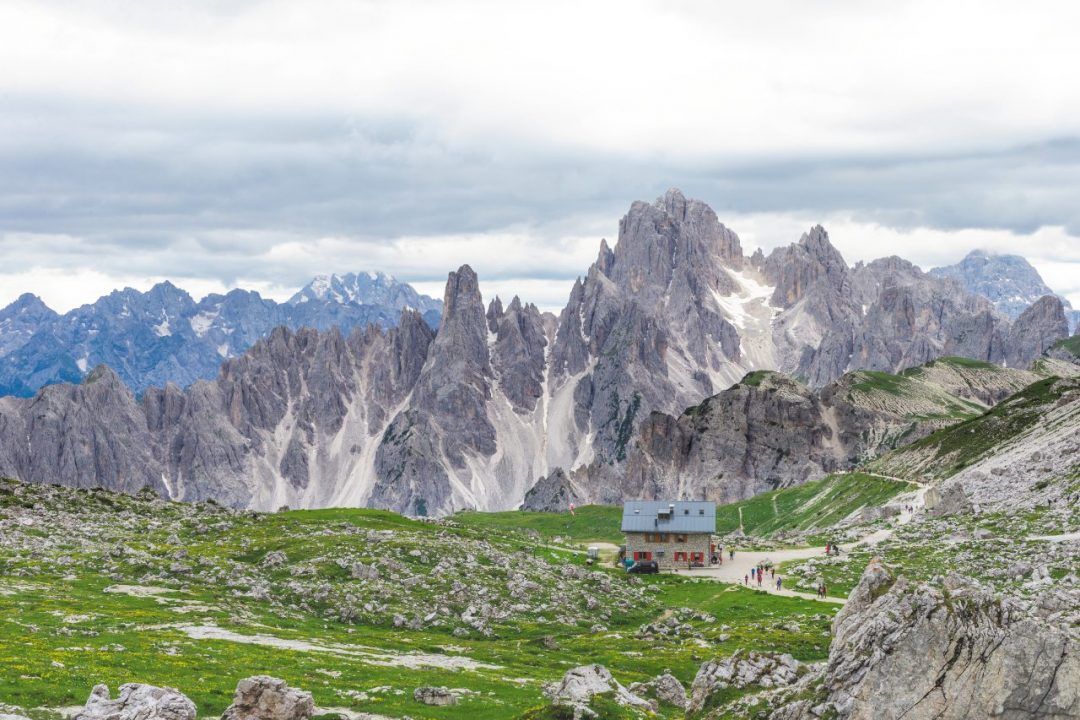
73, 683, 196, 720
221, 676, 313, 720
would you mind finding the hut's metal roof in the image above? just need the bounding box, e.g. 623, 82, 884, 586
621, 501, 716, 533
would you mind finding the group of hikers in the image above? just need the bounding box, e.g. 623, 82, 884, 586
743, 563, 783, 591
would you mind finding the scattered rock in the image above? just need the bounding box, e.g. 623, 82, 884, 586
261, 551, 288, 568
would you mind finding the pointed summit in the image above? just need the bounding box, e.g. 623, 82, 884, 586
443, 264, 482, 319
657, 187, 689, 218
596, 238, 615, 276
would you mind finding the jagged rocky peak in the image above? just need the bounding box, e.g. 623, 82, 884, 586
930, 248, 1077, 326
288, 270, 440, 311
1005, 294, 1069, 368
605, 188, 745, 292
2, 292, 54, 316
764, 224, 849, 308
0, 293, 58, 356
489, 294, 547, 412
434, 264, 491, 375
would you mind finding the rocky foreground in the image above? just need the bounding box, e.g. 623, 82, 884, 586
534, 560, 1080, 719
12, 558, 1074, 720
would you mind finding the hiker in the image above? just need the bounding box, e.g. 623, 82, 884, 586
744, 574, 749, 585
730, 549, 735, 560
757, 573, 762, 587
770, 567, 775, 579
821, 583, 827, 598
776, 577, 782, 591
825, 542, 830, 555
750, 567, 755, 580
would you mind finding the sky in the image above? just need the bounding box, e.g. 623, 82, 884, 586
1, 0, 1079, 313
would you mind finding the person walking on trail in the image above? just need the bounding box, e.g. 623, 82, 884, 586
825, 542, 830, 555
757, 573, 762, 587
750, 567, 755, 580
730, 549, 735, 560
770, 567, 775, 579
744, 574, 749, 586
776, 577, 782, 591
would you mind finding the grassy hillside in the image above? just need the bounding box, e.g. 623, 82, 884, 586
714, 473, 917, 537
452, 505, 623, 544
0, 479, 836, 720
455, 475, 915, 547
868, 376, 1080, 480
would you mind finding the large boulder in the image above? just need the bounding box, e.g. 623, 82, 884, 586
927, 482, 970, 517
544, 664, 653, 712
221, 676, 313, 720
74, 684, 196, 720
801, 560, 1080, 719
628, 671, 687, 709
413, 687, 457, 706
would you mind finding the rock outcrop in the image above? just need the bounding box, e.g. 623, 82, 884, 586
74, 684, 196, 720
686, 650, 800, 715
521, 467, 582, 511
628, 672, 687, 709
776, 560, 1080, 719
543, 664, 653, 714
221, 676, 313, 720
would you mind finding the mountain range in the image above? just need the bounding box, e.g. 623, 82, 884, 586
929, 248, 1079, 330
0, 272, 441, 396
0, 189, 1075, 515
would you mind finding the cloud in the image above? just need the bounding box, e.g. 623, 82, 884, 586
0, 1, 1079, 312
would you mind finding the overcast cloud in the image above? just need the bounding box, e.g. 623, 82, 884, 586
1, 0, 1079, 312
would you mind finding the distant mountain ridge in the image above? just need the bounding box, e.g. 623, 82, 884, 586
929, 249, 1079, 330
0, 189, 1073, 516
0, 273, 441, 396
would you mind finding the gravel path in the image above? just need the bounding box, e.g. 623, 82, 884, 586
685, 480, 931, 605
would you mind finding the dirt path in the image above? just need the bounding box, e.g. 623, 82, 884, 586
687, 546, 847, 603
688, 480, 930, 605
